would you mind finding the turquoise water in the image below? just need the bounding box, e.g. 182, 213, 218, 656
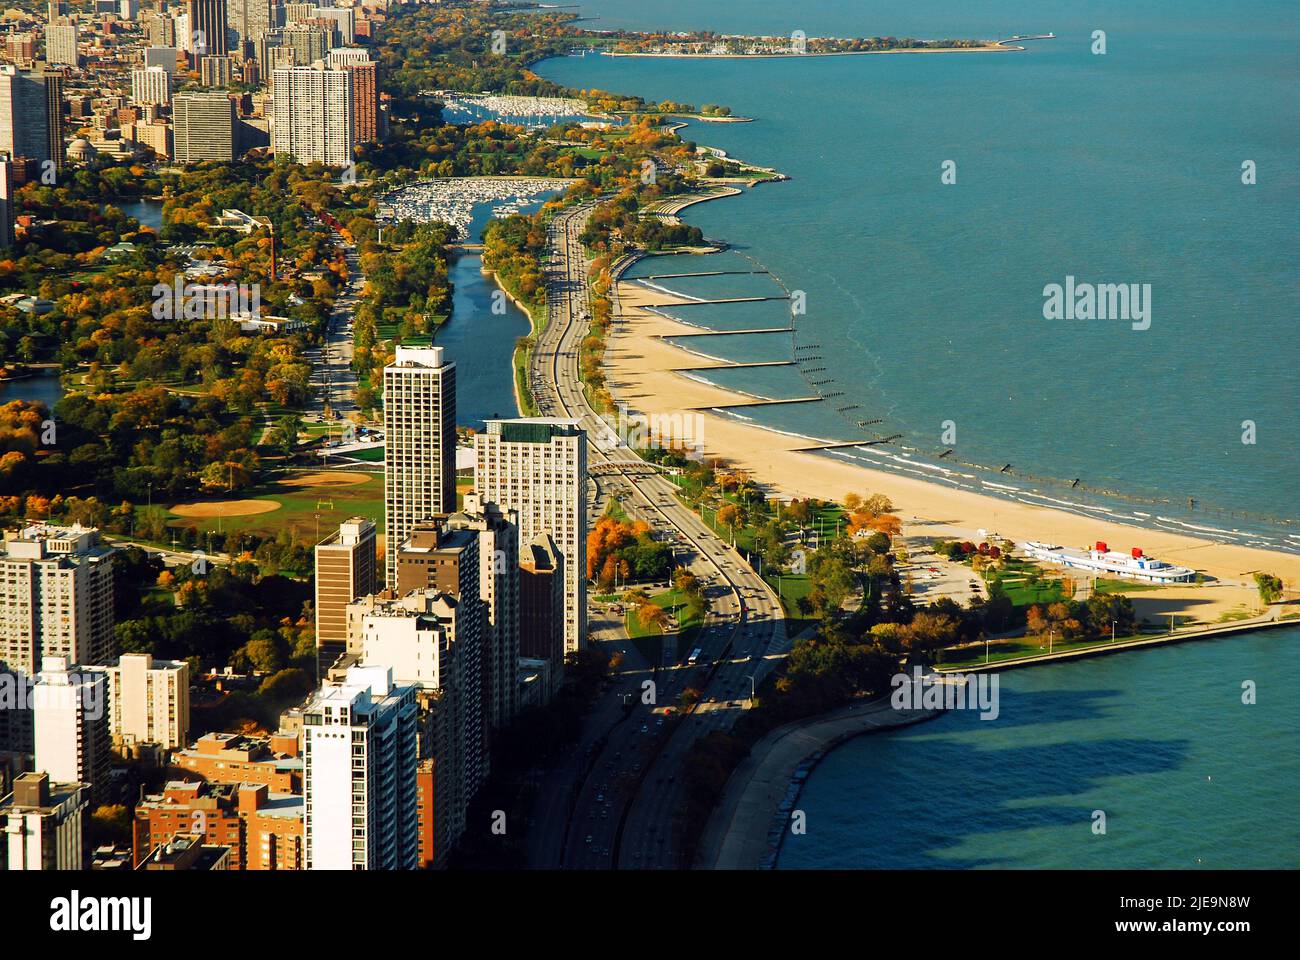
777, 628, 1300, 869
539, 0, 1299, 535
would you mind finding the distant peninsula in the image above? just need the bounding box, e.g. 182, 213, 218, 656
600, 32, 1055, 58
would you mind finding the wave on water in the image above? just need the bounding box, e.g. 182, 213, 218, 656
629, 278, 715, 302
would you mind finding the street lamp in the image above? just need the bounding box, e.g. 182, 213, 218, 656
744, 674, 756, 705
1111, 619, 1117, 644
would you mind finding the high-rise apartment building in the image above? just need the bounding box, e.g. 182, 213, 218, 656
382, 345, 457, 587
519, 531, 565, 696
326, 50, 378, 144
132, 64, 171, 105
32, 656, 111, 802
437, 492, 519, 730
44, 22, 78, 67
89, 653, 190, 753
271, 63, 353, 166
474, 418, 588, 653
226, 0, 276, 50
0, 523, 116, 674
200, 54, 233, 87
314, 517, 377, 675
283, 21, 331, 64
351, 589, 481, 863
302, 664, 419, 870
0, 773, 85, 871
173, 90, 236, 161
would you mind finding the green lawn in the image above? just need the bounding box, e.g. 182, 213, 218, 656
624, 587, 705, 665
164, 470, 385, 541
764, 572, 812, 621
937, 631, 1150, 667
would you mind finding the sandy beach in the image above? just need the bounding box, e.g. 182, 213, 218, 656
605, 280, 1300, 614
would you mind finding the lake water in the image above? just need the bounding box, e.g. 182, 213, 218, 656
777, 627, 1300, 869
538, 0, 1299, 535
537, 0, 1300, 871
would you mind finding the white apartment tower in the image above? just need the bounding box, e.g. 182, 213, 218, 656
32, 656, 110, 802
132, 64, 172, 106
382, 345, 457, 588
474, 419, 588, 653
271, 63, 353, 166
302, 664, 419, 870
352, 589, 482, 859
91, 653, 190, 752
0, 523, 116, 674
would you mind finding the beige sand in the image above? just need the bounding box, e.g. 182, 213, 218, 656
171, 499, 282, 518
278, 471, 372, 487
607, 281, 1300, 599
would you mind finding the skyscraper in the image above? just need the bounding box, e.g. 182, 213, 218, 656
143, 45, 180, 79
0, 152, 14, 249
200, 54, 233, 87
0, 523, 116, 674
390, 519, 487, 789
474, 419, 588, 653
314, 517, 377, 676
0, 65, 63, 174
226, 0, 275, 51
326, 49, 378, 144
302, 664, 419, 870
382, 345, 457, 587
271, 63, 353, 166
173, 90, 236, 161
186, 0, 229, 59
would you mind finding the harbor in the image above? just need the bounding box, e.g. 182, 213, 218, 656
377, 176, 578, 239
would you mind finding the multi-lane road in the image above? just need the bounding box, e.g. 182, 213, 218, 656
528, 202, 790, 869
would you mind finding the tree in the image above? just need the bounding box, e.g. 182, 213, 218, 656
637, 602, 669, 633
1253, 572, 1283, 605
865, 532, 891, 555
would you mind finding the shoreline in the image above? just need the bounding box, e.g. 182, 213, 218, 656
606, 271, 1300, 591
603, 45, 1019, 60
700, 613, 1297, 870
695, 697, 939, 870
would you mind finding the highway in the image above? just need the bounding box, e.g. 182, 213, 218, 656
529, 202, 790, 869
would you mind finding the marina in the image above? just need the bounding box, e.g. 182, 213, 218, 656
377, 177, 577, 239
429, 90, 608, 130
